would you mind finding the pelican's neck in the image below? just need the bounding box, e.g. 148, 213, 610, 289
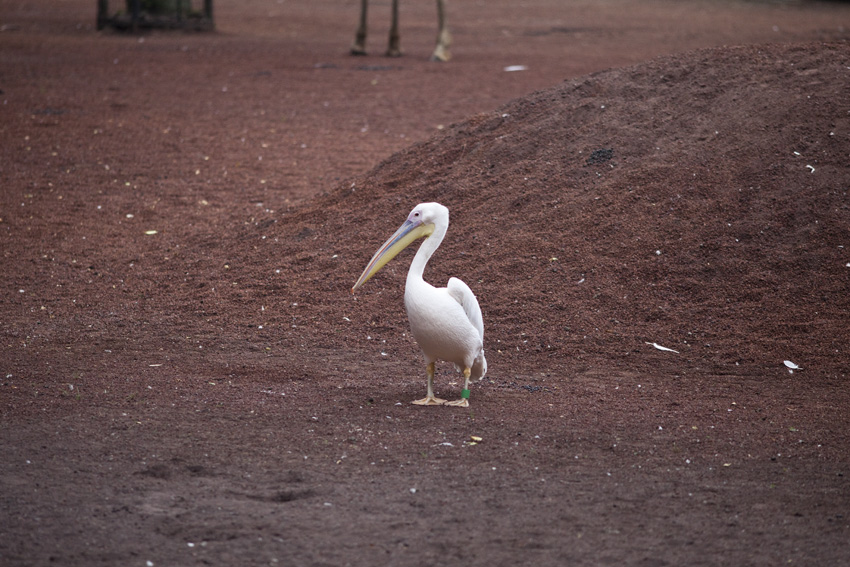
407, 223, 446, 286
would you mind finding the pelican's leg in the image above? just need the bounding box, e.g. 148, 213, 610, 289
412, 362, 446, 405
445, 367, 471, 407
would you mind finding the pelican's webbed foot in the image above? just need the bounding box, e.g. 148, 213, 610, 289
411, 396, 446, 406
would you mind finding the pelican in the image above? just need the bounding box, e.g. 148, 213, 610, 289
352, 203, 487, 407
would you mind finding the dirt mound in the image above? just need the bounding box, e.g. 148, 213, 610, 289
241, 42, 849, 382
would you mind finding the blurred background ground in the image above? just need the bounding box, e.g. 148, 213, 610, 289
1, 1, 849, 565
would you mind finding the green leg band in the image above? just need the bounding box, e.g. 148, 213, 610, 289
461, 389, 471, 399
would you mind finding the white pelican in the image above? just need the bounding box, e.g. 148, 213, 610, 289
352, 203, 487, 407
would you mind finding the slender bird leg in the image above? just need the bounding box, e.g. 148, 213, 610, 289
445, 367, 471, 407
386, 0, 402, 57
430, 0, 452, 62
351, 0, 368, 55
412, 362, 446, 405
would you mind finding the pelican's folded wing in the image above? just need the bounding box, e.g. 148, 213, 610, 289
446, 277, 484, 342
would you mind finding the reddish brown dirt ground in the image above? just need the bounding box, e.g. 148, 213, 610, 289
2, 1, 850, 565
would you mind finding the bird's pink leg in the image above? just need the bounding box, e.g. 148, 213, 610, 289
412, 362, 446, 405
445, 366, 471, 407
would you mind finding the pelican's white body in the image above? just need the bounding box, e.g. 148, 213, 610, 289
352, 202, 487, 405
405, 275, 486, 380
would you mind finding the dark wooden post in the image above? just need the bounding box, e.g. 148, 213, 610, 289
129, 0, 140, 32
97, 0, 108, 29
97, 0, 214, 31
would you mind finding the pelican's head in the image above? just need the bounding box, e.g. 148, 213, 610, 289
352, 202, 448, 292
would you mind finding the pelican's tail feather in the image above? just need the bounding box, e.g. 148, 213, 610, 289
446, 277, 484, 341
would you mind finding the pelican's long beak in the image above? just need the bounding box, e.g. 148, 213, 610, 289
352, 217, 434, 292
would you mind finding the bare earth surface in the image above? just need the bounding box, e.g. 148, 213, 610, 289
2, 0, 850, 565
